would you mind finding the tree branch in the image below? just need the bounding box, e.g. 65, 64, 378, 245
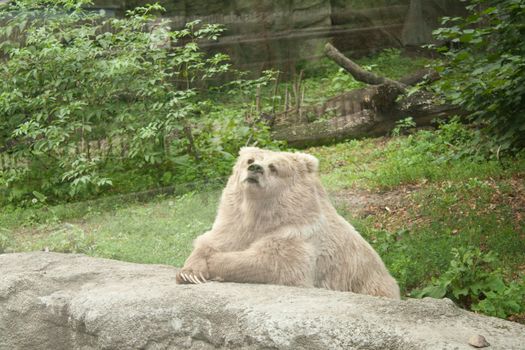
324, 43, 406, 90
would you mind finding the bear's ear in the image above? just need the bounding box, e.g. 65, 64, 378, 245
239, 147, 261, 156
295, 153, 319, 173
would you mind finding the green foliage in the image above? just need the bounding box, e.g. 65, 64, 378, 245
318, 68, 363, 98
358, 48, 430, 79
391, 117, 416, 136
0, 0, 275, 205
412, 247, 525, 319
290, 48, 430, 107
353, 189, 525, 300
364, 118, 514, 188
473, 278, 525, 318
364, 228, 412, 291
312, 121, 524, 316
430, 0, 525, 152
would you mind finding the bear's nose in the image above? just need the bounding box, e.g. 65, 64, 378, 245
247, 163, 264, 174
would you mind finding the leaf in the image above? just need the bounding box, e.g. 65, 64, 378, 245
414, 284, 448, 299
171, 155, 191, 166
452, 287, 469, 299
32, 191, 47, 202
484, 276, 507, 293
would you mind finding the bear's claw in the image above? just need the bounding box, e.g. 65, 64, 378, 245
189, 274, 201, 284
199, 272, 207, 282
179, 271, 207, 284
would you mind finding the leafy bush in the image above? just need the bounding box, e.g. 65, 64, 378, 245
430, 0, 525, 152
0, 0, 275, 205
412, 247, 525, 319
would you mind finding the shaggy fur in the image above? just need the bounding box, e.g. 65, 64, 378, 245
176, 147, 400, 299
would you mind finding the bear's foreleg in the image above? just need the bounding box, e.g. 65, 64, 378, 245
206, 235, 315, 287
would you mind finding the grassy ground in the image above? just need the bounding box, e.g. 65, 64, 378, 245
0, 190, 220, 267
309, 136, 525, 292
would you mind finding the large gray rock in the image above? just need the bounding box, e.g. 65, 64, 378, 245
1, 252, 524, 350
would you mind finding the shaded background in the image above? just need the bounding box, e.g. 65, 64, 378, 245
91, 0, 467, 74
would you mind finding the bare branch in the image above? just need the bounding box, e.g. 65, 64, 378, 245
324, 43, 406, 90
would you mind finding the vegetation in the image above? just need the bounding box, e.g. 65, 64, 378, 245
286, 48, 430, 107
1, 0, 524, 324
430, 0, 525, 152
2, 120, 524, 321
0, 0, 429, 206
412, 247, 525, 319
0, 0, 275, 205
0, 190, 220, 266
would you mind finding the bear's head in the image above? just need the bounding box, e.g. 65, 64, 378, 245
232, 147, 319, 199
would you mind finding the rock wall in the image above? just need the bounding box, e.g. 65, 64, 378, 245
1, 252, 524, 350
91, 0, 466, 74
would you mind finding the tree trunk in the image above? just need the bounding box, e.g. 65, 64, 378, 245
401, 0, 433, 46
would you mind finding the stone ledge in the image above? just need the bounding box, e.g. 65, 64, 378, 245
1, 252, 524, 350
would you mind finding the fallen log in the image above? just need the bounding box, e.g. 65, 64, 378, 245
270, 44, 460, 147
272, 109, 379, 146
272, 96, 460, 147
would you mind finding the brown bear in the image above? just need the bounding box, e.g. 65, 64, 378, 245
176, 147, 400, 299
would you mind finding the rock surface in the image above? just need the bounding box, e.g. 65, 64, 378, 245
1, 252, 524, 350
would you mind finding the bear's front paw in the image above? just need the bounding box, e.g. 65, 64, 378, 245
176, 268, 209, 284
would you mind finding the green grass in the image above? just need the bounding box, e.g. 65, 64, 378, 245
308, 124, 525, 191
306, 123, 525, 299
1, 191, 220, 266
349, 178, 525, 292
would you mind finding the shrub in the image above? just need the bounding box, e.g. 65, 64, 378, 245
0, 0, 276, 205
430, 0, 525, 153
412, 246, 525, 319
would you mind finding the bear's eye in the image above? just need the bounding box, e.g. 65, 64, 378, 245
268, 164, 277, 173
247, 158, 254, 165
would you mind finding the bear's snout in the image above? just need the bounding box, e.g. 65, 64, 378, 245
247, 163, 264, 174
